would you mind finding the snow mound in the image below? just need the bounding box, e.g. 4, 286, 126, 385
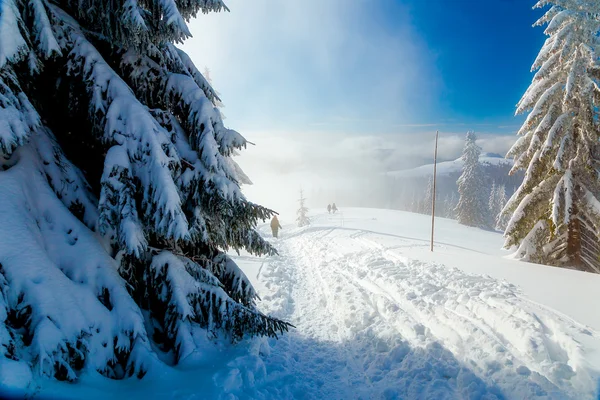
0, 358, 32, 393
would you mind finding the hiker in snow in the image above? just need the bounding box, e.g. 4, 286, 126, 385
327, 204, 332, 214
270, 215, 282, 238
332, 203, 338, 214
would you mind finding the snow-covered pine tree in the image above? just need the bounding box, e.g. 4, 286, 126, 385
503, 0, 600, 273
442, 194, 448, 218
409, 189, 419, 213
488, 182, 504, 228
451, 191, 458, 217
489, 181, 498, 216
423, 175, 433, 216
455, 132, 490, 228
0, 0, 290, 382
296, 189, 310, 227
495, 185, 509, 231
443, 193, 455, 219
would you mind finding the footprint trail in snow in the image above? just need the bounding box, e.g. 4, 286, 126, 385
251, 225, 599, 400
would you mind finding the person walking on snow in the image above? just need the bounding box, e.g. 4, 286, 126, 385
270, 215, 282, 238
327, 204, 332, 214
332, 203, 338, 214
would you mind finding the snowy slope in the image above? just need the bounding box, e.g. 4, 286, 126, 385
248, 209, 600, 399
4, 208, 600, 399
387, 154, 513, 179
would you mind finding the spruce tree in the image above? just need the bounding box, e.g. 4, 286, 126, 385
443, 192, 457, 219
455, 132, 490, 228
409, 189, 420, 213
0, 0, 289, 382
503, 0, 600, 273
488, 182, 504, 229
451, 192, 458, 217
296, 189, 310, 227
423, 175, 433, 216
495, 185, 509, 231
489, 182, 498, 217
442, 194, 452, 218
488, 183, 507, 231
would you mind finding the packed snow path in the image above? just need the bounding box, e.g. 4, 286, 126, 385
248, 214, 600, 399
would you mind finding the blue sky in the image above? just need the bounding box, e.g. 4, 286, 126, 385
182, 0, 548, 212
184, 0, 545, 136
404, 0, 544, 129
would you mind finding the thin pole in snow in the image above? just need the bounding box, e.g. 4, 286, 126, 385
431, 131, 439, 252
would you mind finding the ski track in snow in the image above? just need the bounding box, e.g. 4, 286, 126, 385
252, 226, 599, 400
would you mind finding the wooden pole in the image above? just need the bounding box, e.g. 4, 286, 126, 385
431, 131, 439, 252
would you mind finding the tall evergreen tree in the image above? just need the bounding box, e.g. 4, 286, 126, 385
455, 132, 490, 228
0, 0, 289, 381
503, 0, 600, 273
296, 189, 310, 227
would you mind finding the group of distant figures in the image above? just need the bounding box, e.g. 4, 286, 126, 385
269, 203, 339, 239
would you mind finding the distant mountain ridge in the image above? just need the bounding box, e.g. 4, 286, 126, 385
383, 153, 523, 214
386, 153, 513, 179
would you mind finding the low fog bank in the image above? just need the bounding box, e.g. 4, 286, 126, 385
236, 130, 517, 221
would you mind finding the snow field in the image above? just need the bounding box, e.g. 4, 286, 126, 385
4, 208, 600, 399
249, 210, 600, 399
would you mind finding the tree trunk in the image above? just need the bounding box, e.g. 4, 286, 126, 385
566, 202, 582, 268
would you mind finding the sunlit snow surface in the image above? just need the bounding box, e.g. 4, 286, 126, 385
4, 209, 600, 399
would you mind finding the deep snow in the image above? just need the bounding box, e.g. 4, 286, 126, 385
3, 208, 600, 399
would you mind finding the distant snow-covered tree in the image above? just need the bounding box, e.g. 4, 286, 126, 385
443, 192, 457, 219
409, 189, 420, 213
0, 0, 289, 382
495, 185, 509, 231
488, 183, 508, 231
488, 182, 505, 229
297, 189, 310, 227
423, 175, 433, 216
503, 0, 600, 273
489, 182, 498, 216
455, 132, 490, 228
